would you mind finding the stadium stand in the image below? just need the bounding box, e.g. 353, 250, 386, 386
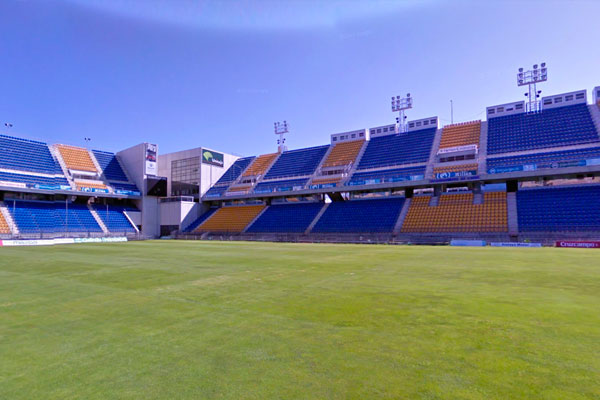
214, 157, 255, 185
487, 104, 599, 154
8, 200, 102, 233
0, 211, 10, 234
184, 208, 218, 232
92, 204, 137, 233
517, 185, 600, 232
401, 192, 507, 233
111, 182, 140, 193
0, 135, 63, 175
0, 171, 69, 188
92, 150, 132, 183
322, 140, 364, 167
433, 164, 479, 176
242, 153, 278, 177
438, 121, 481, 149
75, 180, 108, 191
348, 166, 426, 185
311, 176, 343, 186
254, 178, 308, 193
247, 202, 324, 233
487, 147, 600, 173
205, 185, 228, 197
195, 205, 265, 232
312, 197, 405, 233
356, 128, 436, 170
56, 144, 98, 172
264, 146, 329, 179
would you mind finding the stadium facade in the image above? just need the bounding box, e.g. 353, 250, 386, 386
2, 85, 600, 244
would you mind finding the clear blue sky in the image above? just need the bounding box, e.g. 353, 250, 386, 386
1, 0, 599, 156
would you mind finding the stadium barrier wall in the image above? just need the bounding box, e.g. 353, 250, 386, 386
0, 237, 128, 247
555, 241, 600, 248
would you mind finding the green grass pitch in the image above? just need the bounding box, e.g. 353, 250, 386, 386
1, 241, 599, 399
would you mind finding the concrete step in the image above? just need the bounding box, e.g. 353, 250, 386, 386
305, 202, 330, 234
242, 205, 269, 233
506, 192, 519, 235
393, 197, 411, 235
425, 127, 444, 179
0, 201, 19, 235
88, 204, 109, 234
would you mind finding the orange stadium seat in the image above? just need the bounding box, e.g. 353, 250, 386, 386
322, 140, 364, 167
0, 212, 11, 234
439, 121, 481, 149
401, 192, 507, 233
311, 176, 342, 185
57, 145, 98, 172
433, 163, 478, 175
195, 205, 265, 233
75, 180, 108, 191
243, 153, 278, 177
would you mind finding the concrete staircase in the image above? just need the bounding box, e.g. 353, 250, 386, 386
87, 149, 114, 193
49, 145, 76, 190
506, 192, 519, 235
339, 140, 369, 185
0, 201, 19, 235
473, 192, 484, 205
305, 202, 330, 234
393, 197, 411, 235
428, 196, 439, 207
88, 204, 109, 234
308, 144, 335, 185
477, 121, 489, 175
242, 206, 269, 233
425, 127, 444, 179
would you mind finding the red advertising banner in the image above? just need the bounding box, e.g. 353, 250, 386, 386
555, 241, 600, 249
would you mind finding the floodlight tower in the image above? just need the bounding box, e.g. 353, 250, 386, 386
274, 120, 289, 153
517, 63, 548, 113
391, 93, 413, 133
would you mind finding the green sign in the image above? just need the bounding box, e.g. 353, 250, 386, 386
202, 150, 224, 167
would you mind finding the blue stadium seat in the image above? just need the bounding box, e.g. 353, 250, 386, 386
517, 185, 600, 232
0, 171, 69, 188
254, 178, 308, 193
0, 135, 63, 175
92, 150, 130, 182
8, 200, 102, 233
215, 157, 255, 185
487, 104, 599, 155
92, 204, 137, 233
312, 197, 405, 233
184, 208, 218, 232
264, 146, 329, 179
487, 147, 600, 173
204, 185, 228, 197
348, 166, 426, 185
246, 202, 323, 233
356, 129, 436, 170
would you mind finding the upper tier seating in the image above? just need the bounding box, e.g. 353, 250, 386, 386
0, 135, 62, 175
75, 180, 108, 191
243, 153, 278, 177
184, 208, 218, 232
322, 140, 364, 167
196, 205, 265, 233
254, 178, 308, 193
517, 185, 600, 232
487, 104, 599, 154
487, 147, 600, 173
205, 185, 228, 197
264, 146, 329, 179
433, 164, 479, 176
247, 202, 324, 233
401, 192, 507, 233
92, 204, 137, 233
56, 145, 98, 172
357, 128, 437, 170
310, 176, 342, 186
111, 182, 140, 193
348, 166, 425, 186
92, 150, 130, 182
215, 157, 255, 185
0, 171, 69, 188
8, 200, 102, 234
439, 121, 481, 149
0, 211, 10, 234
312, 197, 405, 233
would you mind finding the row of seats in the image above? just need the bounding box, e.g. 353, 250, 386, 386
439, 121, 481, 149
322, 140, 364, 167
264, 146, 329, 179
0, 211, 10, 234
0, 135, 63, 175
254, 178, 308, 193
401, 192, 507, 233
56, 144, 98, 172
517, 185, 600, 231
487, 104, 599, 154
433, 163, 479, 175
184, 208, 218, 232
196, 205, 265, 233
214, 157, 255, 185
243, 153, 278, 177
348, 166, 425, 185
91, 204, 137, 233
75, 180, 108, 191
487, 147, 600, 173
310, 176, 342, 186
313, 197, 405, 233
247, 202, 323, 233
8, 200, 102, 233
357, 128, 436, 170
92, 150, 130, 182
0, 171, 69, 188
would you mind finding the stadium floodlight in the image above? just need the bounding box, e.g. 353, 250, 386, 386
391, 93, 413, 133
517, 62, 548, 113
84, 137, 91, 147
274, 120, 289, 152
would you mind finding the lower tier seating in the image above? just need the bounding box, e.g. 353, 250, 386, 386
92, 204, 137, 233
0, 171, 69, 188
196, 205, 265, 233
517, 185, 600, 232
487, 147, 600, 173
247, 202, 324, 233
0, 211, 10, 234
254, 178, 308, 193
8, 200, 102, 234
312, 197, 405, 233
184, 208, 218, 232
401, 192, 507, 233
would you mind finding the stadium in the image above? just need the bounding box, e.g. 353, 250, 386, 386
2, 1, 600, 399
